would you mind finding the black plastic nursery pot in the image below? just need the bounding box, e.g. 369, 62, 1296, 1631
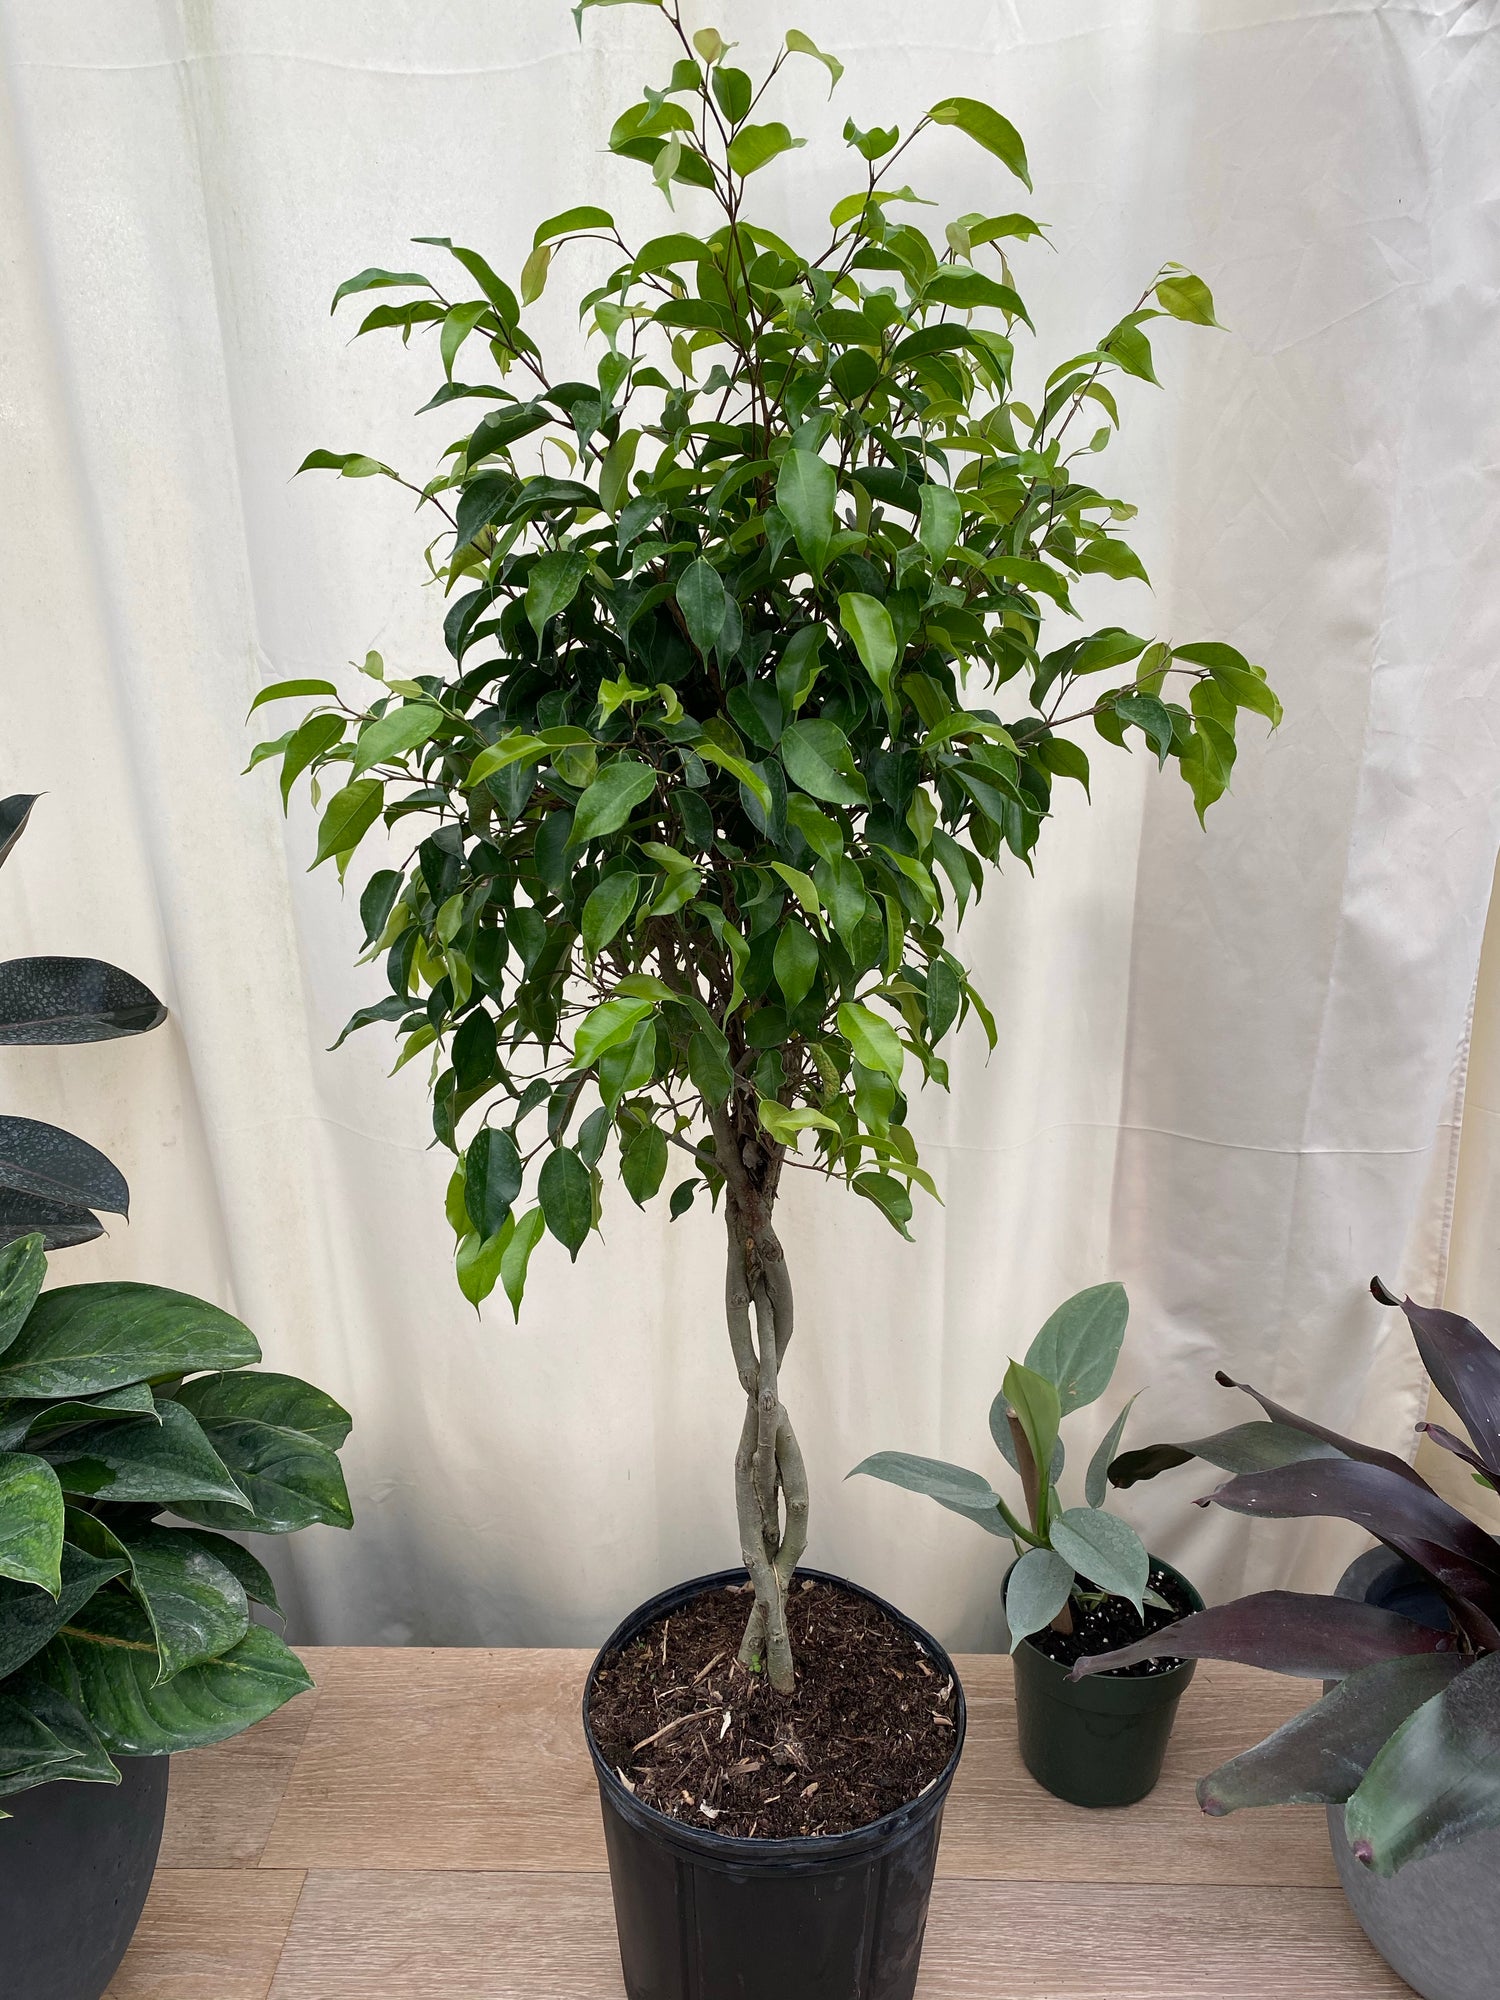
1006, 1554, 1202, 1809
583, 1567, 967, 2000
0, 1754, 169, 2000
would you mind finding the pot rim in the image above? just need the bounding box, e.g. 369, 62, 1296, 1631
1004, 1550, 1204, 1687
582, 1564, 967, 1862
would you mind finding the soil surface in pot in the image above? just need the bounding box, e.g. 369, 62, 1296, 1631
587, 1577, 957, 1839
1028, 1563, 1197, 1676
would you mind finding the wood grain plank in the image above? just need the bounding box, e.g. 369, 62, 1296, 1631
158, 1688, 318, 1868
263, 1870, 1402, 2000
106, 1868, 305, 2000
939, 1657, 1340, 1886
263, 1649, 1332, 1886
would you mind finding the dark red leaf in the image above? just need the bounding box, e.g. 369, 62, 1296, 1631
1068, 1591, 1456, 1681
1387, 1292, 1500, 1481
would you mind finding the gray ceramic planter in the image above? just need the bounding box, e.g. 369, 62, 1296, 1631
1326, 1548, 1498, 2000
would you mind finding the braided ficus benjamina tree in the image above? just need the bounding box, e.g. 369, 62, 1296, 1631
254, 1, 1279, 1692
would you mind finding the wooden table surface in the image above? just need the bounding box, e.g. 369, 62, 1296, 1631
105, 1647, 1408, 1999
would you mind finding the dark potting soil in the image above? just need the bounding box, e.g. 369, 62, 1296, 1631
586, 1578, 957, 1839
1027, 1563, 1196, 1676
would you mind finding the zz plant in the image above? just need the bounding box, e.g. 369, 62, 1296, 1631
0, 1230, 351, 1807
255, 0, 1278, 1692
1072, 1283, 1500, 1878
852, 1282, 1168, 1646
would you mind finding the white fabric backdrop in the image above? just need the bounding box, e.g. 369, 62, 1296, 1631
2, 0, 1498, 1652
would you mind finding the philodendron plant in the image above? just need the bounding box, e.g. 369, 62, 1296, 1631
0, 795, 168, 1250
0, 1231, 351, 1810
254, 1, 1278, 1692
852, 1282, 1166, 1646
1069, 1281, 1500, 1878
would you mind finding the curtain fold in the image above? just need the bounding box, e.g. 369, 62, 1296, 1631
2, 0, 1497, 1650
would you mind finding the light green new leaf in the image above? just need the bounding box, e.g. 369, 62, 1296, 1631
837, 1001, 904, 1082
918, 484, 961, 566
776, 449, 836, 576
758, 1102, 839, 1147
1025, 1282, 1129, 1415
1048, 1508, 1149, 1614
1155, 272, 1221, 327
312, 778, 383, 869
247, 678, 338, 717
573, 995, 655, 1069
526, 549, 590, 640
570, 761, 658, 846
838, 593, 898, 712
538, 1148, 592, 1259
0, 1453, 63, 1594
351, 703, 443, 777
501, 1207, 546, 1320
1002, 1359, 1062, 1524
785, 29, 843, 92
726, 122, 805, 176
1005, 1547, 1074, 1650
456, 1225, 508, 1307
534, 204, 614, 248
928, 96, 1031, 189
520, 242, 552, 304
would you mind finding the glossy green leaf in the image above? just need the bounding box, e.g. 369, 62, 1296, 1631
776, 450, 836, 576
838, 593, 897, 711
928, 96, 1031, 188
0, 1545, 126, 1680
785, 28, 843, 92
501, 1207, 545, 1320
837, 1001, 903, 1081
677, 559, 728, 655
621, 1122, 668, 1206
569, 761, 658, 846
525, 550, 590, 640
781, 720, 868, 807
773, 923, 819, 1010
108, 1523, 250, 1683
0, 1285, 258, 1403
0, 1453, 63, 1594
43, 1399, 249, 1510
538, 1148, 592, 1259
573, 995, 655, 1068
351, 704, 442, 777
170, 1417, 351, 1534
1155, 272, 1220, 326
312, 779, 383, 868
726, 122, 805, 177
175, 1530, 281, 1618
0, 1232, 46, 1358
173, 1372, 352, 1451
247, 678, 338, 716
918, 484, 961, 565
462, 1127, 524, 1239
534, 204, 614, 248
0, 1676, 117, 1796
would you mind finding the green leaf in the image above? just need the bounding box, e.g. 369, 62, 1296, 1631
0, 1676, 117, 1796
1155, 271, 1220, 327
1086, 1395, 1138, 1508
569, 760, 658, 846
1002, 1359, 1062, 1528
312, 778, 383, 869
776, 450, 836, 577
501, 1207, 545, 1320
174, 1530, 281, 1618
727, 122, 806, 176
110, 1523, 250, 1683
279, 713, 345, 808
351, 703, 443, 777
925, 956, 962, 1044
582, 871, 640, 956
837, 1001, 904, 1082
773, 923, 819, 1010
170, 1415, 351, 1534
687, 1030, 733, 1107
918, 485, 961, 566
538, 1148, 592, 1259
247, 678, 338, 716
0, 1546, 126, 1680
0, 1453, 63, 1594
1048, 1507, 1148, 1615
456, 1225, 508, 1307
44, 1399, 250, 1511
172, 1371, 351, 1451
848, 1451, 1013, 1537
1343, 1653, 1500, 1876
520, 242, 551, 304
1005, 1547, 1074, 1649
573, 995, 655, 1069
0, 1233, 46, 1358
330, 266, 430, 313
534, 204, 614, 248
785, 29, 843, 92
838, 592, 898, 711
46, 1603, 313, 1755
853, 1172, 914, 1239
0, 1284, 259, 1402
676, 558, 728, 655
621, 1123, 668, 1206
1113, 693, 1174, 766
463, 1127, 523, 1238
928, 96, 1031, 188
758, 1102, 840, 1147
781, 719, 868, 807
525, 549, 589, 640
1025, 1282, 1129, 1416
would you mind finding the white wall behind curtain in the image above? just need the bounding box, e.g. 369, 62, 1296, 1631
2, 0, 1498, 1652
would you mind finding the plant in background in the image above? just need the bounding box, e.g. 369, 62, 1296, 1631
1068, 1282, 1500, 1877
253, 0, 1278, 1693
852, 1282, 1172, 1647
0, 1229, 351, 1809
0, 795, 167, 1250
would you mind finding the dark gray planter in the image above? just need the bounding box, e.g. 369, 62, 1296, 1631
0, 1756, 169, 2000
1326, 1548, 1497, 2000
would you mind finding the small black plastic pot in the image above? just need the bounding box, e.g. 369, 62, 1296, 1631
583, 1566, 966, 2000
0, 1754, 169, 2000
1005, 1554, 1202, 1808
